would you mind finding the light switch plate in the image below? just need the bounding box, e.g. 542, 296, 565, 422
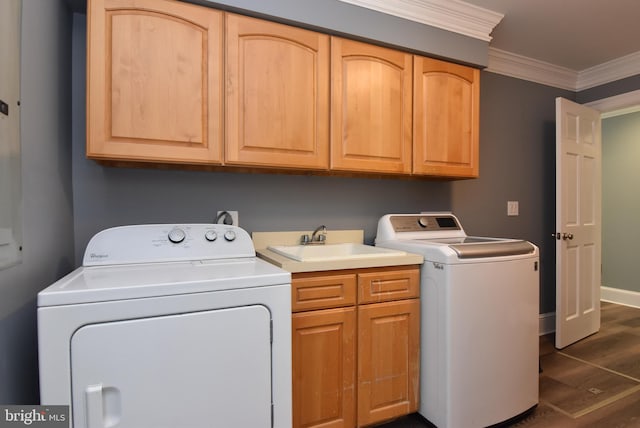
507, 201, 519, 216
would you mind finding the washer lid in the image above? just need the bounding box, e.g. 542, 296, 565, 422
38, 257, 290, 307
449, 239, 535, 258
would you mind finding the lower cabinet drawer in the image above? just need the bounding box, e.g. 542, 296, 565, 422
292, 273, 357, 312
358, 267, 420, 304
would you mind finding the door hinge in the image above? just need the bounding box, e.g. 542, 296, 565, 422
534, 261, 538, 271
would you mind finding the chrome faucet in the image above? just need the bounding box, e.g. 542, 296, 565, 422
301, 225, 327, 245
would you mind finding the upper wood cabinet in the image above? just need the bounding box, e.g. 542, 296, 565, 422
225, 14, 330, 169
87, 0, 223, 164
86, 1, 481, 178
331, 38, 413, 174
413, 56, 480, 178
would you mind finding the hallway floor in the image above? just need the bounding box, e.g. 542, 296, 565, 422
378, 301, 640, 427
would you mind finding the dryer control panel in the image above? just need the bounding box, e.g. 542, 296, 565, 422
83, 224, 255, 266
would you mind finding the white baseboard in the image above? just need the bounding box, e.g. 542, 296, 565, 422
538, 288, 640, 336
601, 286, 640, 309
539, 312, 556, 336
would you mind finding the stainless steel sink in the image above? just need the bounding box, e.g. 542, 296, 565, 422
267, 243, 406, 262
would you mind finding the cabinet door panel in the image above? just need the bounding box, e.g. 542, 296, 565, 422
293, 307, 356, 428
88, 0, 222, 164
413, 56, 479, 177
358, 299, 420, 426
331, 38, 412, 174
226, 14, 329, 169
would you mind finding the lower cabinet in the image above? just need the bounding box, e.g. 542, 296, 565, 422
357, 299, 420, 426
292, 307, 356, 428
291, 266, 420, 428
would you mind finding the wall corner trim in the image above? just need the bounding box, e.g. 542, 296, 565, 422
336, 0, 503, 42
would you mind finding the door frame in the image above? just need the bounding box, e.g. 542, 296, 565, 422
584, 89, 640, 309
585, 89, 640, 116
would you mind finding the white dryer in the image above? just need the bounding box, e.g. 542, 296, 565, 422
38, 224, 291, 428
376, 213, 539, 428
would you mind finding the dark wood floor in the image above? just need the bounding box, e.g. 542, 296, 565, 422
377, 302, 640, 428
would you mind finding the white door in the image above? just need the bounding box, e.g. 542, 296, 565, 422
71, 305, 272, 428
555, 97, 601, 349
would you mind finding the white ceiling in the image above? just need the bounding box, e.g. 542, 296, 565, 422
464, 0, 640, 72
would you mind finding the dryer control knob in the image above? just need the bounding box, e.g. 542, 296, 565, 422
205, 230, 218, 242
168, 227, 186, 243
224, 230, 236, 242
418, 217, 429, 228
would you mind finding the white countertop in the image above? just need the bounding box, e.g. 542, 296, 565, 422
252, 230, 423, 273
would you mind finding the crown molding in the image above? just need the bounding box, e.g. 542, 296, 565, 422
577, 51, 640, 91
336, 0, 640, 91
486, 48, 578, 91
487, 47, 640, 92
336, 0, 503, 42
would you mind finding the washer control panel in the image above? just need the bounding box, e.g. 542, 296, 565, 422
389, 214, 461, 232
83, 224, 255, 266
376, 213, 467, 243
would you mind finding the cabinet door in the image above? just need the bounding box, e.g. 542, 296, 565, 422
292, 307, 356, 428
358, 299, 420, 427
87, 0, 223, 164
413, 56, 479, 177
331, 38, 412, 174
226, 14, 330, 169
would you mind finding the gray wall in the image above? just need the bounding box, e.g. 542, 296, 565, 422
602, 112, 640, 293
0, 0, 74, 404
577, 75, 640, 104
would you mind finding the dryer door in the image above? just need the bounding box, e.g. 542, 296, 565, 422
71, 305, 272, 428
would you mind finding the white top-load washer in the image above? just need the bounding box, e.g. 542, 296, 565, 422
38, 224, 291, 428
376, 213, 539, 428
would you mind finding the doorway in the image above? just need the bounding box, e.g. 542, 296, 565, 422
586, 90, 640, 308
